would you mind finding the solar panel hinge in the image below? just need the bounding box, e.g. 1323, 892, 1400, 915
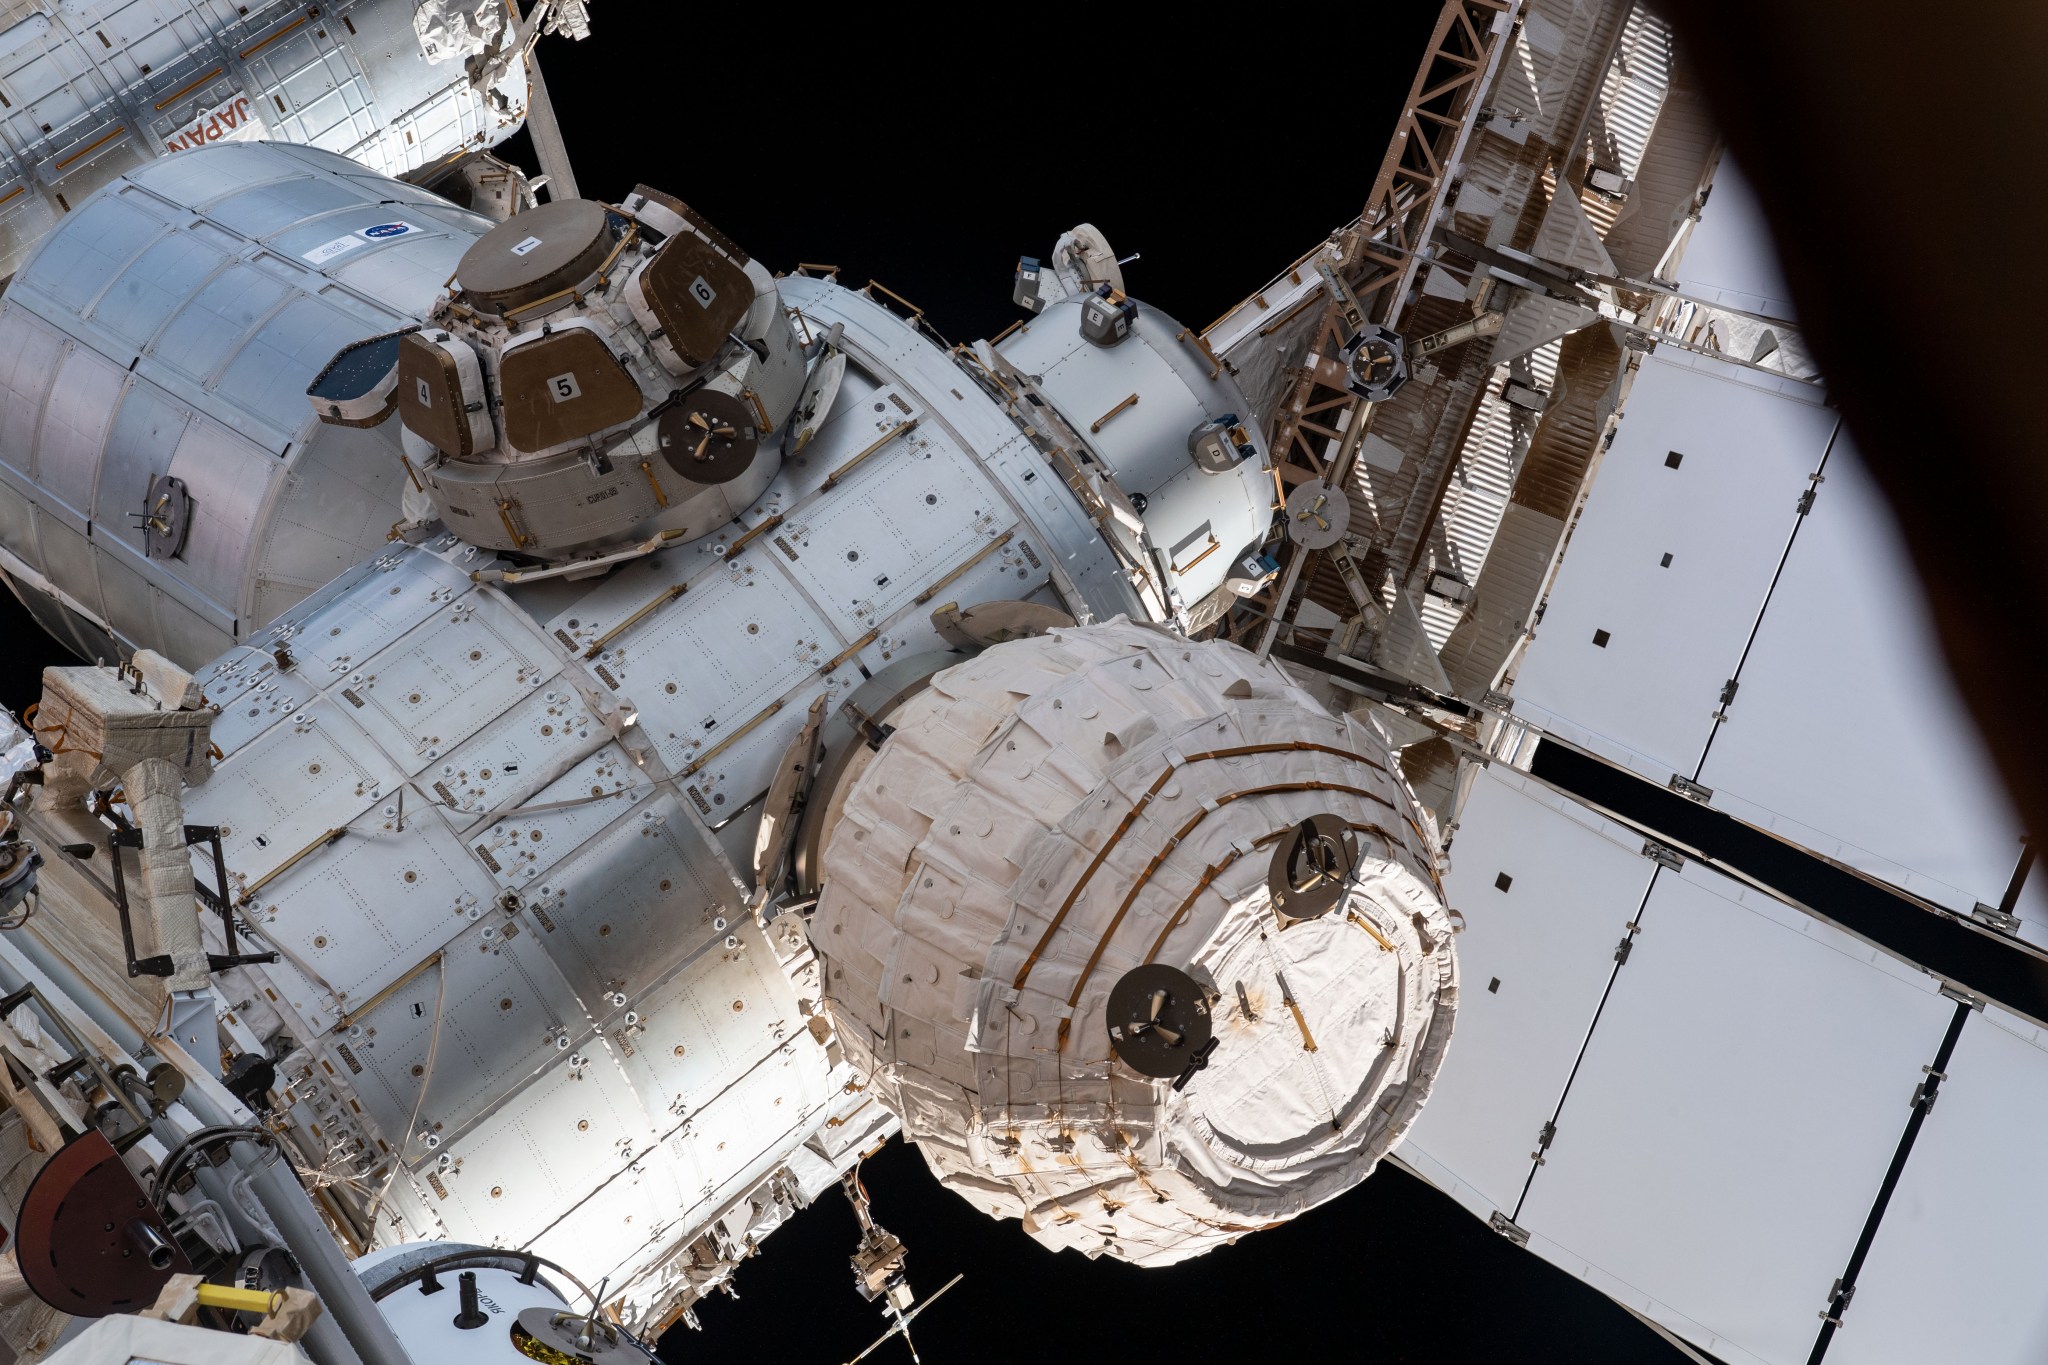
1488, 1212, 1530, 1247
1937, 981, 1987, 1011
1795, 488, 1817, 516
1530, 1120, 1557, 1165
1913, 1063, 1950, 1116
1641, 840, 1684, 872
1718, 678, 1740, 708
1971, 901, 2021, 933
1612, 935, 1634, 966
1668, 775, 1713, 803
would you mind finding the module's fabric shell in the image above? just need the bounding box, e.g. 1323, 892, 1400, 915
814, 620, 1459, 1264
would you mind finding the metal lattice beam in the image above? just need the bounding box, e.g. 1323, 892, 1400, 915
1249, 1, 1518, 656
1264, 0, 1514, 482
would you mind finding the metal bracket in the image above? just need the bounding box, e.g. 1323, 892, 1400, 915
0, 983, 150, 1137
108, 825, 278, 979
1937, 981, 1988, 1011
1489, 1211, 1530, 1247
1268, 641, 1481, 724
1170, 1036, 1220, 1093
1642, 840, 1684, 872
1971, 902, 2021, 933
1668, 774, 1713, 803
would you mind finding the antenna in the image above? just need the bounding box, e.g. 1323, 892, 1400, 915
842, 1273, 965, 1365
840, 1165, 961, 1362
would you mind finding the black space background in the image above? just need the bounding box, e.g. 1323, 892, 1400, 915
0, 8, 1692, 1362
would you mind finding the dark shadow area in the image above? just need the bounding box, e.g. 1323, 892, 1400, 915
1650, 0, 2048, 903
672, 1137, 1681, 1365
1530, 739, 2048, 1024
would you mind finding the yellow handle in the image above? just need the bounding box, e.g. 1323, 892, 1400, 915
195, 1283, 284, 1315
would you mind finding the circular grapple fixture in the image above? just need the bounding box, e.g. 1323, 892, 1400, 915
1268, 814, 1360, 924
658, 388, 760, 485
811, 620, 1458, 1266
355, 1243, 647, 1363
1284, 477, 1350, 549
1105, 963, 1215, 1083
16, 1130, 192, 1316
1337, 323, 1411, 402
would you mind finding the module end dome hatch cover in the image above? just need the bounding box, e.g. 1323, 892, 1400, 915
16, 1130, 192, 1316
1105, 963, 1214, 1080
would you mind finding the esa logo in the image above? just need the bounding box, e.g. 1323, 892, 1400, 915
361, 222, 415, 240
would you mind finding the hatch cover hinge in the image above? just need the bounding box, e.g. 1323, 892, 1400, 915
1971, 901, 2021, 933
1489, 1212, 1530, 1247
1642, 839, 1684, 872
1668, 774, 1713, 803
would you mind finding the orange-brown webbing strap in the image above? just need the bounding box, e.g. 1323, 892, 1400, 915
1142, 819, 1402, 967
1011, 742, 1390, 993
1052, 788, 1396, 1048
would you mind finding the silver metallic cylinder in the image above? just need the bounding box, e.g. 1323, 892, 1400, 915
0, 141, 493, 668
0, 0, 527, 281
0, 937, 403, 1365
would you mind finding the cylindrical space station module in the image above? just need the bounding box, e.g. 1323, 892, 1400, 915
0, 141, 492, 664
811, 621, 1458, 1265
0, 0, 532, 278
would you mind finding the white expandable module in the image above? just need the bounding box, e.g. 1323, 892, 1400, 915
0, 142, 490, 665
812, 621, 1458, 1265
0, 0, 530, 280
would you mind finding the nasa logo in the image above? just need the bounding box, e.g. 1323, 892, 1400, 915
308, 220, 425, 263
